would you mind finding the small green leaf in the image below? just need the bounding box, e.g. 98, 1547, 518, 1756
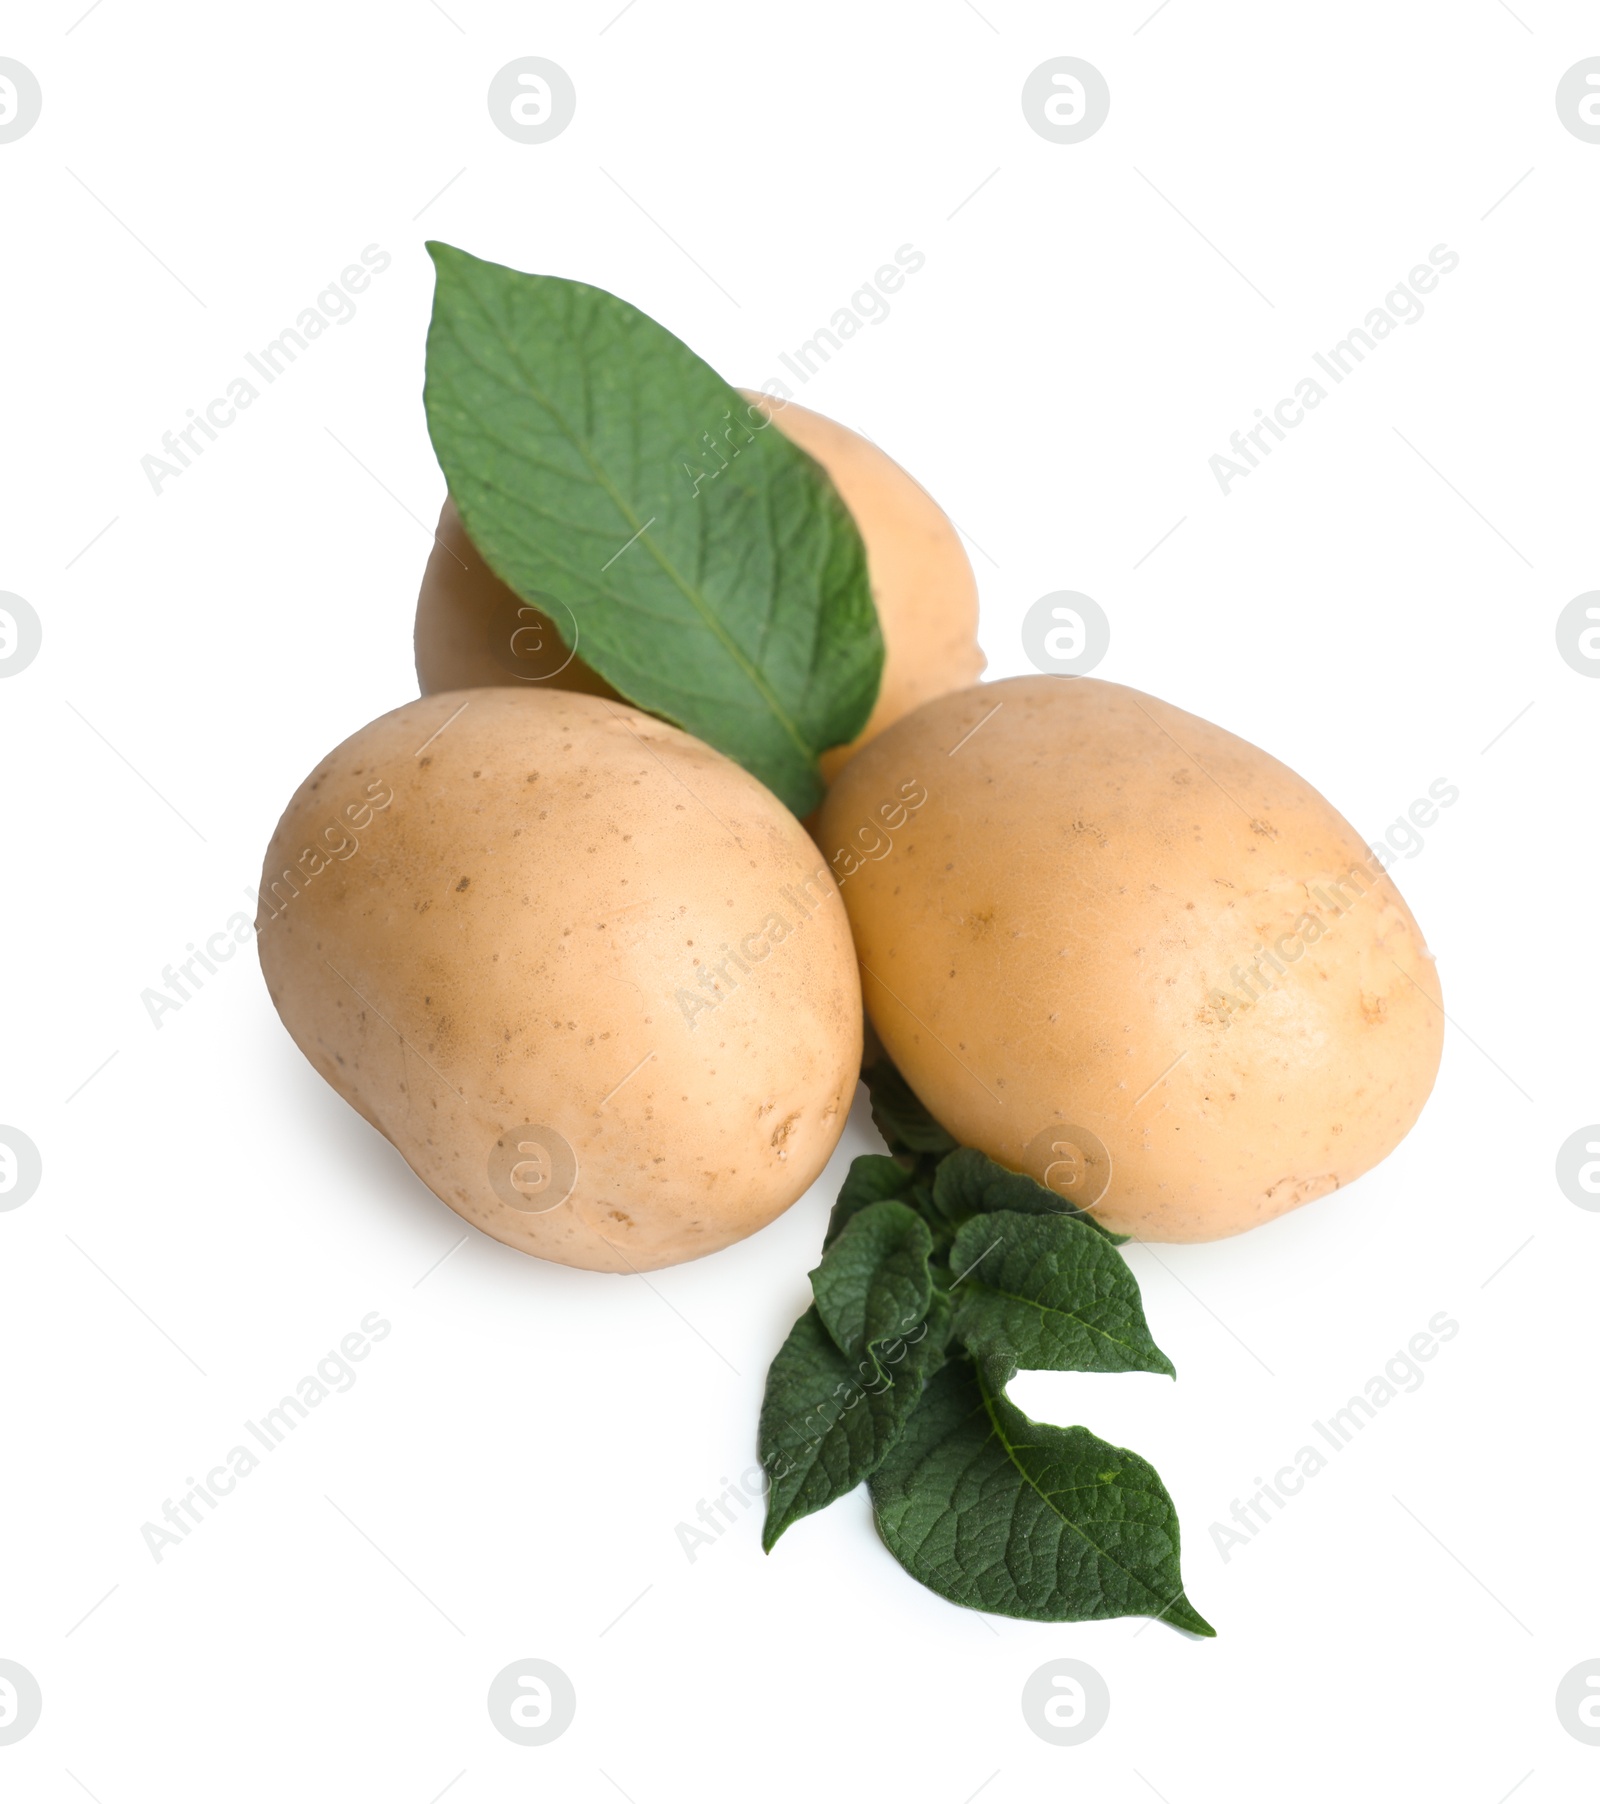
823, 1154, 920, 1251
947, 1210, 1174, 1378
869, 1356, 1213, 1634
758, 1297, 950, 1551
933, 1146, 1127, 1242
861, 1061, 959, 1160
423, 243, 884, 815
811, 1201, 933, 1369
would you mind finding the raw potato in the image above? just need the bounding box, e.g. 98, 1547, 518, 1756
818, 676, 1444, 1242
413, 392, 985, 782
412, 501, 623, 705
257, 688, 861, 1271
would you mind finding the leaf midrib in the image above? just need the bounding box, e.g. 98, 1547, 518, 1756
972, 1362, 1175, 1616
444, 267, 819, 769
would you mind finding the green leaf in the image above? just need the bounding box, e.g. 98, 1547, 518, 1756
947, 1210, 1174, 1378
758, 1297, 950, 1551
811, 1201, 933, 1369
933, 1146, 1127, 1243
861, 1060, 958, 1160
422, 243, 884, 815
823, 1154, 920, 1251
869, 1357, 1213, 1634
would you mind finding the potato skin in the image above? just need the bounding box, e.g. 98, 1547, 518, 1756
817, 676, 1444, 1243
413, 392, 985, 782
257, 688, 861, 1271
411, 500, 623, 704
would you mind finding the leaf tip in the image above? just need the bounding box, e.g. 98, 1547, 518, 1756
1165, 1599, 1217, 1638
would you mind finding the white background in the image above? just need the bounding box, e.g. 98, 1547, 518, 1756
2, 2, 1596, 1799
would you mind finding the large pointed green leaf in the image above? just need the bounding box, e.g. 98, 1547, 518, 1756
948, 1209, 1174, 1377
869, 1356, 1213, 1633
758, 1297, 950, 1551
422, 243, 884, 814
